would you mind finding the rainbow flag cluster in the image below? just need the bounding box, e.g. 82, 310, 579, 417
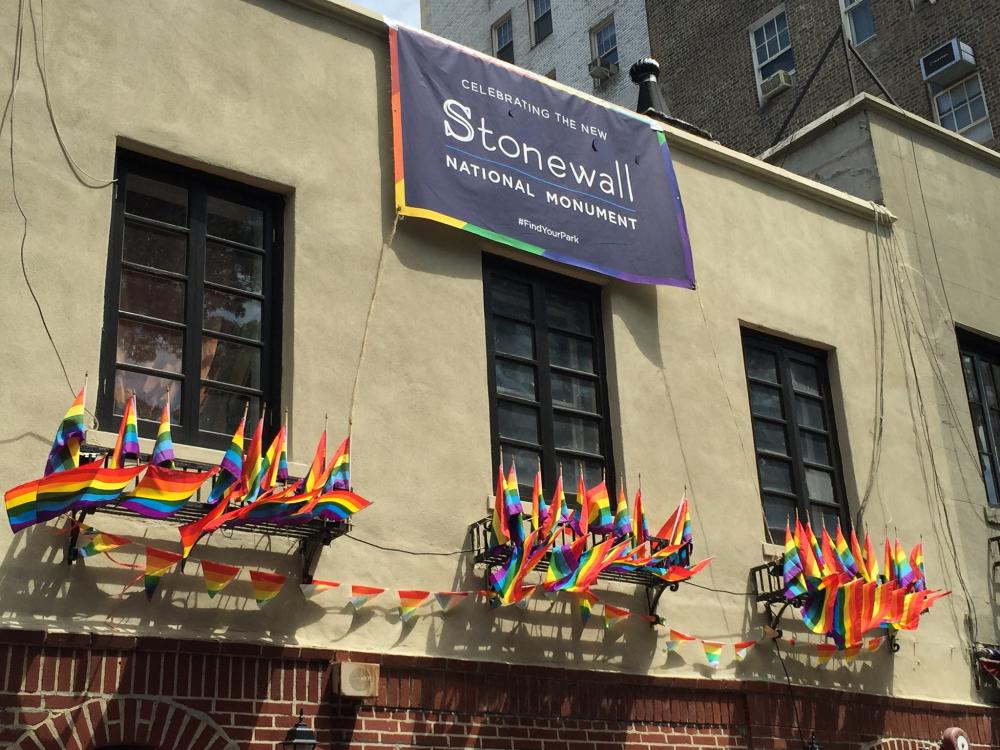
487, 463, 710, 608
782, 520, 949, 649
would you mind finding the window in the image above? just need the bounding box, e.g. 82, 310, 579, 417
483, 257, 614, 500
99, 151, 283, 449
591, 17, 618, 66
545, 69, 557, 80
493, 15, 514, 63
741, 331, 848, 542
958, 330, 1000, 506
934, 74, 994, 144
841, 0, 875, 45
750, 8, 795, 98
530, 0, 552, 45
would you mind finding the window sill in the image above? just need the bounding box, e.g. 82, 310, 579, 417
762, 541, 783, 560
984, 504, 1000, 527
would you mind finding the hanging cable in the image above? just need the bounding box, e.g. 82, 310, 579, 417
342, 532, 474, 557
773, 638, 808, 749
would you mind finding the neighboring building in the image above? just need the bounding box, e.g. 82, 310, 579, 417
646, 0, 999, 155
2, 1, 1000, 749
420, 0, 652, 109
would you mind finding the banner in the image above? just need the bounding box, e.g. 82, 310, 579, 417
390, 26, 694, 287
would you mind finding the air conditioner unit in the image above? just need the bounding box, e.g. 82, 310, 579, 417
588, 57, 619, 81
760, 69, 794, 101
920, 39, 976, 85
332, 662, 380, 698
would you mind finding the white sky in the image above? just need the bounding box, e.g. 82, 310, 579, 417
353, 0, 421, 26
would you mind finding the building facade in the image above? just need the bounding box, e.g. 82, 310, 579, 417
420, 0, 651, 109
1, 1, 1000, 748
645, 0, 1000, 155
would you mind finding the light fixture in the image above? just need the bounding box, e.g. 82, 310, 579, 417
282, 713, 317, 750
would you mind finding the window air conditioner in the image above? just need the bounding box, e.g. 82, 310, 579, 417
920, 39, 976, 86
588, 57, 619, 81
760, 69, 794, 101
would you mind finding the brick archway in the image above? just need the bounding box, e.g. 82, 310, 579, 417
10, 697, 237, 750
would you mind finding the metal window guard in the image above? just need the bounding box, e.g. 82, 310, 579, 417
469, 517, 692, 625
749, 560, 899, 652
973, 642, 1000, 696
989, 536, 1000, 574
65, 445, 349, 581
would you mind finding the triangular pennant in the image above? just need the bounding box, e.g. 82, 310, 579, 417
144, 546, 183, 601
867, 636, 884, 652
576, 591, 598, 626
603, 604, 630, 629
664, 628, 695, 652
350, 584, 385, 610
77, 530, 131, 559
702, 641, 723, 669
398, 590, 431, 622
248, 570, 285, 607
200, 559, 240, 598
515, 584, 537, 610
300, 579, 341, 599
733, 640, 756, 662
816, 643, 839, 665
843, 644, 862, 662
434, 591, 470, 612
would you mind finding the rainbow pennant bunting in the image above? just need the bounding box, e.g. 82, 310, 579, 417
300, 579, 341, 599
398, 590, 431, 622
434, 591, 470, 612
702, 641, 723, 669
44, 387, 87, 476
664, 629, 695, 652
144, 547, 183, 600
324, 436, 351, 492
77, 531, 131, 559
120, 465, 218, 519
109, 395, 140, 469
200, 559, 240, 598
603, 604, 630, 629
249, 570, 285, 607
816, 643, 838, 665
151, 401, 175, 468
350, 585, 385, 610
733, 640, 756, 662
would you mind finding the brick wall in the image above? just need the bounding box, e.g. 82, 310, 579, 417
0, 629, 997, 750
644, 0, 1000, 155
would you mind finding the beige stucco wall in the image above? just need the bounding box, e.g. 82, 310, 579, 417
0, 1, 984, 706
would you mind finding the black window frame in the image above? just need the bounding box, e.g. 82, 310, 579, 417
741, 330, 849, 541
957, 328, 1000, 506
483, 255, 615, 501
531, 0, 553, 46
98, 149, 284, 450
493, 15, 515, 63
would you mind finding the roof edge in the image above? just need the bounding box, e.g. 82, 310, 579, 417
283, 0, 388, 35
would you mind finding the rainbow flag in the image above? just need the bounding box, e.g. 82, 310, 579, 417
324, 436, 351, 492
782, 522, 806, 599
144, 547, 182, 600
816, 643, 838, 665
398, 590, 431, 622
227, 487, 310, 527
585, 480, 613, 535
577, 591, 597, 625
260, 425, 287, 494
120, 465, 218, 518
540, 473, 564, 539
4, 478, 39, 532
530, 468, 543, 532
702, 641, 723, 669
567, 470, 589, 537
178, 485, 235, 559
883, 538, 896, 584
613, 484, 632, 540
733, 640, 756, 662
544, 535, 587, 590
208, 415, 246, 504
151, 402, 175, 468
35, 461, 144, 519
350, 584, 384, 610
664, 629, 695, 652
200, 559, 240, 598
77, 531, 131, 559
834, 524, 858, 577
820, 526, 841, 577
910, 543, 926, 592
301, 431, 327, 493
249, 569, 285, 607
796, 519, 823, 588
801, 580, 840, 635
109, 395, 140, 469
656, 557, 713, 583
241, 416, 266, 504
603, 604, 630, 629
896, 538, 916, 590
490, 532, 526, 605
287, 490, 373, 524
300, 579, 340, 599
490, 464, 510, 547
434, 591, 470, 612
863, 533, 879, 582
850, 529, 870, 582
44, 387, 87, 476
551, 536, 616, 592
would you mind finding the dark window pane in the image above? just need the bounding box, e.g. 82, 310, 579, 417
123, 223, 187, 274
498, 401, 539, 444
758, 456, 793, 493
125, 175, 187, 226
545, 290, 591, 334
114, 369, 181, 422
120, 270, 185, 323
495, 360, 536, 400
203, 289, 262, 340
983, 455, 999, 505
199, 387, 260, 434
494, 318, 534, 358
848, 1, 875, 43
207, 196, 263, 247
986, 364, 1000, 408
794, 395, 825, 429
972, 407, 990, 452
805, 468, 835, 503
206, 242, 263, 293
763, 494, 796, 542
534, 11, 552, 42
961, 354, 979, 402
753, 420, 787, 455
201, 336, 261, 389
746, 348, 778, 383
551, 373, 597, 412
557, 455, 604, 491
491, 277, 532, 319
810, 505, 839, 536
117, 319, 183, 374
501, 445, 540, 497
749, 383, 783, 419
800, 431, 830, 465
497, 43, 514, 63
761, 48, 794, 79
790, 361, 820, 396
553, 413, 600, 453
549, 333, 594, 372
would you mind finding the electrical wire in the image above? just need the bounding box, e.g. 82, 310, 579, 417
680, 579, 755, 598
343, 532, 475, 557
773, 638, 807, 749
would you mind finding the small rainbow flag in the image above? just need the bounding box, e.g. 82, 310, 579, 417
434, 591, 469, 612
816, 643, 839, 665
490, 464, 510, 547
398, 590, 431, 622
733, 640, 756, 662
77, 531, 131, 559
577, 591, 598, 626
151, 402, 175, 467
208, 415, 246, 504
249, 570, 285, 607
291, 490, 372, 524
664, 628, 695, 652
631, 488, 649, 548
585, 480, 613, 535
300, 579, 340, 599
200, 559, 240, 598
144, 547, 183, 600
515, 584, 537, 609
324, 436, 351, 492
120, 465, 218, 518
350, 584, 384, 610
612, 484, 632, 539
702, 641, 723, 669
110, 395, 140, 469
301, 431, 327, 493
44, 387, 87, 476
603, 604, 630, 629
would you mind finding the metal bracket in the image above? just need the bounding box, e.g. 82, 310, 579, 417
299, 520, 339, 583
65, 510, 92, 566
